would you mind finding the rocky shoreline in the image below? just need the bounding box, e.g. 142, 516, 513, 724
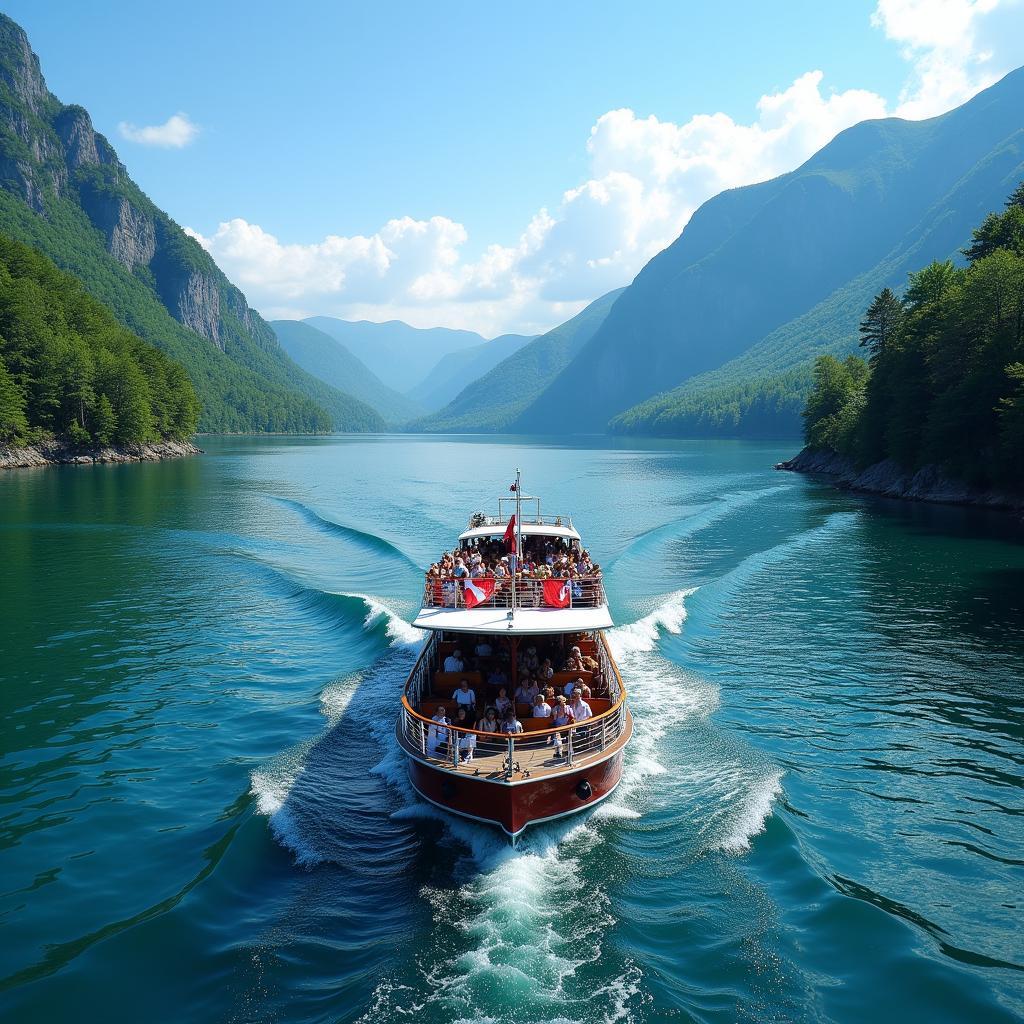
0, 439, 203, 470
776, 448, 1023, 512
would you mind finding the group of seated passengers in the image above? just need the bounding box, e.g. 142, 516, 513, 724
427, 680, 594, 762
443, 639, 601, 679
426, 536, 601, 583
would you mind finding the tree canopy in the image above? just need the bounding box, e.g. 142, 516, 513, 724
0, 232, 200, 446
802, 184, 1024, 491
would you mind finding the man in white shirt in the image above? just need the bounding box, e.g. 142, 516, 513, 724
453, 678, 476, 712
443, 649, 464, 672
531, 693, 552, 718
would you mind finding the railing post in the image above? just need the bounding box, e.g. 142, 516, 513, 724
419, 717, 426, 754
567, 729, 574, 767
452, 730, 459, 768
600, 715, 607, 750
506, 736, 515, 777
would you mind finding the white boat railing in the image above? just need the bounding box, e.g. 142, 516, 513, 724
421, 576, 606, 610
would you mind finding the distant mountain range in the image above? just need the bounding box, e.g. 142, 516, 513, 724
272, 319, 424, 425
408, 289, 624, 433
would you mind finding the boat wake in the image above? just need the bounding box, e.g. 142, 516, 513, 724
251, 541, 803, 1022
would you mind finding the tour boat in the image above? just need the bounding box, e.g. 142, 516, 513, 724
396, 472, 632, 842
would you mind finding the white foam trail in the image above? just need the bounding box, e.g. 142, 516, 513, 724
713, 769, 784, 854
344, 591, 423, 647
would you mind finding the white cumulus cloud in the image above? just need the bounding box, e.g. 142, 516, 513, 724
189, 0, 1021, 334
118, 112, 199, 148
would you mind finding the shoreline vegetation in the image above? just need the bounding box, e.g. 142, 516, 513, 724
0, 439, 202, 470
781, 187, 1024, 515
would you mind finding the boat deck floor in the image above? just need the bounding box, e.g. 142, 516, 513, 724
397, 711, 632, 781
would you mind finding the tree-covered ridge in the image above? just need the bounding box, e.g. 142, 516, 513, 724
802, 188, 1024, 490
0, 233, 199, 446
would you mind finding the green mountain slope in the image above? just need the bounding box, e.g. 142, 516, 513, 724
408, 288, 623, 433
272, 319, 423, 425
306, 317, 485, 394
520, 67, 1024, 435
407, 332, 534, 411
0, 14, 380, 433
611, 129, 1024, 437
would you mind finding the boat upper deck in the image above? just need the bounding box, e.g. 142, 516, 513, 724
416, 490, 610, 635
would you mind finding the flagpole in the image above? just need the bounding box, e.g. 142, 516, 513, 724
516, 468, 522, 615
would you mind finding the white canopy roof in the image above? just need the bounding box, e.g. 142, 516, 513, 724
458, 523, 580, 543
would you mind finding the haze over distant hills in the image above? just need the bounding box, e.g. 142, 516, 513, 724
271, 320, 425, 425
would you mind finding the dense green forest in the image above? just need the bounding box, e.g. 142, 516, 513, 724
802, 186, 1024, 490
0, 233, 199, 446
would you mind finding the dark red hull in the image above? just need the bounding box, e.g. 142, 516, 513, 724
405, 747, 625, 838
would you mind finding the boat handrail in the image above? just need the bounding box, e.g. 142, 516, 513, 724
466, 512, 574, 530
422, 576, 606, 610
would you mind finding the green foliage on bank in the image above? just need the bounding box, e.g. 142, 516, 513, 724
0, 233, 199, 446
802, 188, 1024, 489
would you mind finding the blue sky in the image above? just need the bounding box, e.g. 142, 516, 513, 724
5, 1, 1023, 334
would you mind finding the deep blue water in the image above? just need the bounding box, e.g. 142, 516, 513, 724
1, 435, 1022, 1023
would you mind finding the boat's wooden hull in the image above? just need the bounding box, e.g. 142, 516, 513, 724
404, 745, 626, 838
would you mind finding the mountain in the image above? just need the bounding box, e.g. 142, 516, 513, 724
407, 332, 534, 411
408, 288, 624, 433
517, 67, 1024, 436
0, 14, 382, 433
305, 317, 486, 393
272, 319, 424, 425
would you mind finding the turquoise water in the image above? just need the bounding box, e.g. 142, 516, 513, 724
1, 435, 1022, 1023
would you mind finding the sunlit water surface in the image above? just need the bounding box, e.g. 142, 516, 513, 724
1, 435, 1022, 1023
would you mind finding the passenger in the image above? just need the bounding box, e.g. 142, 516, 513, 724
426, 706, 450, 758
564, 676, 586, 697
480, 707, 500, 733
453, 558, 469, 580
538, 658, 554, 681
443, 648, 465, 673
570, 690, 593, 723
455, 708, 476, 763
543, 685, 555, 705
550, 696, 575, 758
521, 678, 541, 705
454, 678, 476, 713
475, 637, 493, 658
494, 687, 512, 715
501, 709, 524, 734
488, 665, 509, 687
531, 692, 552, 718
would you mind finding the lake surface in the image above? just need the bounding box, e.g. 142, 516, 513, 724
1, 435, 1022, 1024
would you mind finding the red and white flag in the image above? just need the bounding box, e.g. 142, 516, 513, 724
503, 515, 516, 552
464, 578, 495, 608
542, 578, 572, 608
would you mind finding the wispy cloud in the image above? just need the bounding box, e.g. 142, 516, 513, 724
118, 112, 199, 148
189, 0, 1022, 335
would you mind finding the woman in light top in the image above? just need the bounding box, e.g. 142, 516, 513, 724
426, 706, 450, 758
538, 658, 554, 681
455, 707, 476, 763
454, 678, 476, 712
494, 687, 512, 715
480, 707, 500, 733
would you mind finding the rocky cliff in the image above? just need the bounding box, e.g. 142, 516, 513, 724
0, 16, 264, 353
777, 448, 1024, 512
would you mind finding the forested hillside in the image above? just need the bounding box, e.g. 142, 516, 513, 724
801, 189, 1024, 490
0, 233, 198, 446
0, 14, 380, 434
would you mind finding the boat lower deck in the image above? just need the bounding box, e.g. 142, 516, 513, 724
397, 708, 632, 782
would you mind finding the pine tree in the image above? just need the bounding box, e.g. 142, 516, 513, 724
859, 288, 904, 358
1006, 181, 1024, 210
0, 353, 28, 443
93, 393, 115, 446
